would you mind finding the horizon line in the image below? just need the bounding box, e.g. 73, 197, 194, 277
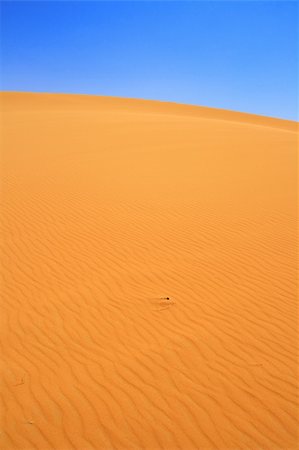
2, 90, 298, 124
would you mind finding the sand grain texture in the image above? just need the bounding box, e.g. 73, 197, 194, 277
1, 93, 298, 449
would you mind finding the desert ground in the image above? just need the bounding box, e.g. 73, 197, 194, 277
1, 92, 298, 449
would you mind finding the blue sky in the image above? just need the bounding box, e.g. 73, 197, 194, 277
1, 1, 297, 120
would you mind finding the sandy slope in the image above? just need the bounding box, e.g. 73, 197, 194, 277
1, 92, 298, 450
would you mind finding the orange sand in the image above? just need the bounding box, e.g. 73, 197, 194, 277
1, 92, 298, 449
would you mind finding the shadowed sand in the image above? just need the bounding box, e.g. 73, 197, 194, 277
1, 92, 298, 449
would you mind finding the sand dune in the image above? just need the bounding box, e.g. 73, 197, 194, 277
1, 92, 298, 449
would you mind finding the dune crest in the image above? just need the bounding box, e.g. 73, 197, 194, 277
1, 92, 298, 449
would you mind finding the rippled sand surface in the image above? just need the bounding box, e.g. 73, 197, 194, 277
1, 92, 298, 449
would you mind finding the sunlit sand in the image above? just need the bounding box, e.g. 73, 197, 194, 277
1, 92, 297, 449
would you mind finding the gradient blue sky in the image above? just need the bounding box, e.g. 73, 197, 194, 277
1, 1, 297, 120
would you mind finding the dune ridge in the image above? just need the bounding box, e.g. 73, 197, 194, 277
2, 92, 297, 132
1, 92, 298, 449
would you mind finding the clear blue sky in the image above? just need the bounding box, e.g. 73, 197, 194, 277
1, 1, 297, 120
